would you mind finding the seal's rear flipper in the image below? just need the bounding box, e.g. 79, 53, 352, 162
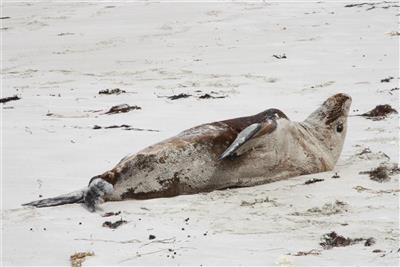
84, 178, 114, 212
22, 190, 85, 208
22, 178, 114, 212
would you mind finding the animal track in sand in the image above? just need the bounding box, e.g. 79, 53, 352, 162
5, 69, 38, 79
290, 200, 349, 216
53, 38, 124, 55
139, 26, 191, 40
343, 147, 390, 164
46, 112, 90, 119
41, 79, 74, 85
240, 197, 280, 207
24, 20, 48, 30
242, 73, 279, 83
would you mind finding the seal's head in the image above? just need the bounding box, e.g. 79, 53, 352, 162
304, 93, 352, 166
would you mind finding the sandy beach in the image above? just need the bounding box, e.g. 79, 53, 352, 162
1, 1, 399, 265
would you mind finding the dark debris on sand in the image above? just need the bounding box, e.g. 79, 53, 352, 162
364, 237, 376, 246
160, 91, 227, 100
104, 125, 131, 129
304, 178, 324, 185
102, 219, 127, 229
57, 32, 74, 36
361, 166, 390, 182
380, 76, 394, 83
105, 104, 141, 114
0, 95, 20, 104
167, 93, 191, 100
292, 249, 321, 256
93, 124, 131, 130
273, 54, 287, 59
102, 211, 121, 217
359, 164, 399, 182
98, 88, 126, 95
320, 232, 375, 249
360, 104, 398, 120
93, 124, 159, 132
198, 93, 226, 99
345, 2, 399, 10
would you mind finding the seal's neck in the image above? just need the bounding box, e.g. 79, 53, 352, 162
295, 122, 336, 171
301, 106, 344, 169
299, 93, 351, 171
303, 104, 328, 127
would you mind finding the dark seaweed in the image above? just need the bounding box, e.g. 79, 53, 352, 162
102, 219, 127, 229
99, 88, 126, 95
167, 93, 191, 100
0, 95, 20, 104
360, 104, 397, 120
105, 104, 141, 114
304, 178, 324, 185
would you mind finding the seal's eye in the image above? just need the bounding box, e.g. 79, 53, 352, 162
336, 123, 344, 133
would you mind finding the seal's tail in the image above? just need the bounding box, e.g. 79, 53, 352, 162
22, 190, 85, 208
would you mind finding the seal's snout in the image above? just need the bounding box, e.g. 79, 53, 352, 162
323, 93, 352, 125
305, 93, 352, 126
335, 93, 352, 113
327, 93, 352, 106
324, 93, 352, 109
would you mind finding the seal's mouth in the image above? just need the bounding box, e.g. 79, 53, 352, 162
324, 93, 352, 125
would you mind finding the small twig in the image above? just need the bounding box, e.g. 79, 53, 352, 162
119, 249, 170, 263
74, 238, 141, 244
139, 237, 176, 248
353, 186, 400, 194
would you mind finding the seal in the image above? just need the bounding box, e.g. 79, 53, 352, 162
23, 93, 352, 211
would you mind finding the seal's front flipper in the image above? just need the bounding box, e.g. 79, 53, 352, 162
83, 178, 114, 212
22, 190, 85, 208
219, 120, 277, 160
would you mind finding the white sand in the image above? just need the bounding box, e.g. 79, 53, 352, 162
2, 1, 399, 266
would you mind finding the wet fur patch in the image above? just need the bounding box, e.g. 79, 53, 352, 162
120, 177, 182, 200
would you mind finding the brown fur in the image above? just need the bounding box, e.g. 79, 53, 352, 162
103, 109, 288, 197
100, 96, 349, 201
325, 93, 349, 125
220, 109, 287, 132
